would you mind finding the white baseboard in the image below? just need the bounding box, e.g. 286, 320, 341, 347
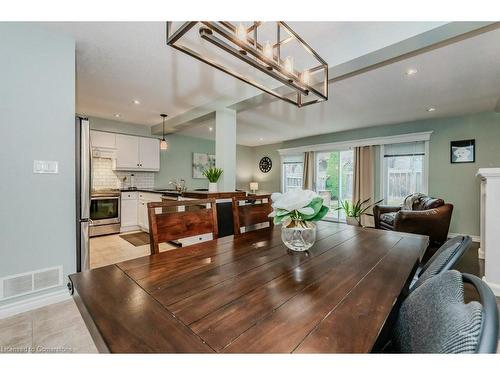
0, 287, 70, 319
447, 232, 481, 243
478, 247, 485, 260
482, 276, 500, 297
120, 225, 140, 233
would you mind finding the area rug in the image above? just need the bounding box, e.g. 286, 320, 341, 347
119, 232, 150, 247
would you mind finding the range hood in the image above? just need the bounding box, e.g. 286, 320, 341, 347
92, 147, 116, 159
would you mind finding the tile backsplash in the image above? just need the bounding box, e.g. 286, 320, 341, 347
92, 157, 155, 190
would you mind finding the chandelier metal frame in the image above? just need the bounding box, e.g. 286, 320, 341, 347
166, 21, 328, 107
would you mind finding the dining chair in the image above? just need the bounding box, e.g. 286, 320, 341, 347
147, 198, 218, 254
232, 194, 273, 235
392, 270, 499, 353
410, 235, 471, 291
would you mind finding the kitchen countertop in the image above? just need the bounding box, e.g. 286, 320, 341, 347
120, 188, 181, 195
120, 188, 249, 199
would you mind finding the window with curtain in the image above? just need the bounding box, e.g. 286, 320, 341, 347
315, 150, 354, 221
282, 155, 303, 193
382, 141, 427, 205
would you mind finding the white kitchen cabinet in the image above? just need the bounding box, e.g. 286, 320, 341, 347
115, 134, 140, 170
139, 137, 160, 170
138, 192, 163, 232
115, 134, 160, 172
120, 192, 138, 231
90, 130, 116, 149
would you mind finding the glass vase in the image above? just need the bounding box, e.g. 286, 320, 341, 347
281, 220, 316, 252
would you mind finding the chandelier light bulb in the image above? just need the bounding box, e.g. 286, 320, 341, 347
236, 23, 247, 42
263, 41, 273, 59
284, 56, 294, 74
160, 139, 168, 150
301, 70, 310, 85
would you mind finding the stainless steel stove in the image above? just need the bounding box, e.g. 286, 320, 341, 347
89, 189, 121, 237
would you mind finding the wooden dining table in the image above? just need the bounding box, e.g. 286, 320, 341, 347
68, 221, 428, 353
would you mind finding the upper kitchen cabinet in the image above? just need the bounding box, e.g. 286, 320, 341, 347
115, 134, 160, 172
139, 137, 160, 171
90, 130, 116, 149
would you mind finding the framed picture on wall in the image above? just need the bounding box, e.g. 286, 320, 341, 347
450, 139, 475, 164
192, 152, 216, 178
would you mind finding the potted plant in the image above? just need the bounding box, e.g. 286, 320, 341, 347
336, 198, 383, 226
269, 190, 329, 252
202, 167, 223, 193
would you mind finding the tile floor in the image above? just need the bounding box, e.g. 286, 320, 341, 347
0, 299, 97, 353
1, 238, 499, 353
90, 231, 176, 269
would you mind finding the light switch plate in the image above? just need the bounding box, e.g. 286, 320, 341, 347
33, 160, 59, 174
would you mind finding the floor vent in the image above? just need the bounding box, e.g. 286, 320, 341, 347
0, 266, 63, 301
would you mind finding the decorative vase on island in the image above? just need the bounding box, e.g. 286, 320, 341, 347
281, 220, 317, 252
208, 182, 218, 193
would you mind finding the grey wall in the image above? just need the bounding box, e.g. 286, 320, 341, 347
236, 145, 254, 191
155, 134, 216, 190
245, 112, 500, 236
0, 23, 75, 303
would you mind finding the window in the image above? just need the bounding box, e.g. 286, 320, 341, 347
381, 141, 427, 205
315, 150, 354, 221
282, 155, 303, 193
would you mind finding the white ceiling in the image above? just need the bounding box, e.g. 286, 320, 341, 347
179, 27, 500, 146
36, 22, 500, 146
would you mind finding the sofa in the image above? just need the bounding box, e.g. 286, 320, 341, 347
373, 195, 453, 246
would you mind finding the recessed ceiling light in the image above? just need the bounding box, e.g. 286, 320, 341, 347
259, 137, 264, 141
406, 68, 418, 76
114, 113, 121, 118
208, 126, 213, 132
133, 99, 140, 105
427, 107, 436, 112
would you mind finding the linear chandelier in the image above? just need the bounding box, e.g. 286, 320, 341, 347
166, 22, 328, 107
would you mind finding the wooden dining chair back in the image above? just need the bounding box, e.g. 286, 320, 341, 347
147, 198, 218, 254
232, 194, 273, 235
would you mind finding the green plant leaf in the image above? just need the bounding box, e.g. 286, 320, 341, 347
202, 167, 223, 182
300, 197, 324, 220
310, 205, 329, 221
273, 213, 291, 225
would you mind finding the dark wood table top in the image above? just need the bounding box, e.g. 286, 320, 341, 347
69, 222, 428, 353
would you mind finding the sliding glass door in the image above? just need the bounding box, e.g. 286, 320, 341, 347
315, 150, 354, 221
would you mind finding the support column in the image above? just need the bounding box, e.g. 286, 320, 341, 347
215, 108, 236, 192
477, 168, 500, 297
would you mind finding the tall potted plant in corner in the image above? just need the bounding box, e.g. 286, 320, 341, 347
269, 190, 329, 252
203, 167, 223, 193
336, 198, 382, 226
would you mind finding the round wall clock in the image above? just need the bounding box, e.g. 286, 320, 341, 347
259, 156, 272, 173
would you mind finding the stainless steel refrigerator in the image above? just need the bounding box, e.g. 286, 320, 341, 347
76, 116, 91, 272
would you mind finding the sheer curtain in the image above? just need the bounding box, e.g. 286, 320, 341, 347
302, 151, 315, 190
353, 146, 375, 226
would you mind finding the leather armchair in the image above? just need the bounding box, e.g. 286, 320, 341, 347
373, 196, 453, 246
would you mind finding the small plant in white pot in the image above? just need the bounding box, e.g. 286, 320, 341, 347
202, 167, 223, 193
269, 190, 329, 252
336, 198, 382, 226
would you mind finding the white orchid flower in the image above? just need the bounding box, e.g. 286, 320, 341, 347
271, 189, 318, 213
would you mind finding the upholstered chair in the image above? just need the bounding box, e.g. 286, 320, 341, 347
392, 270, 498, 353
373, 195, 453, 246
